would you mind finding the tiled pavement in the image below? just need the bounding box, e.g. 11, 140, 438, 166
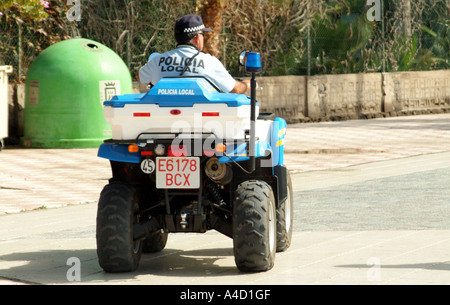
0, 148, 111, 214
285, 113, 450, 172
1, 113, 450, 215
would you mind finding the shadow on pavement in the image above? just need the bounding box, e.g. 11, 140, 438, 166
0, 246, 239, 284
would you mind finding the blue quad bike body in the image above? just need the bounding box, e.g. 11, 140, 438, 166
96, 52, 293, 273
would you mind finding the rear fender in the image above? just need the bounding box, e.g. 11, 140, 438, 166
98, 143, 140, 163
271, 117, 287, 166
217, 141, 271, 164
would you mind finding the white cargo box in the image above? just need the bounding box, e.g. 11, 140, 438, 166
103, 77, 258, 141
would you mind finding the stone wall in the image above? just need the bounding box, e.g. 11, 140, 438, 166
255, 76, 306, 121
253, 70, 450, 123
5, 70, 450, 141
305, 73, 383, 121
383, 70, 450, 116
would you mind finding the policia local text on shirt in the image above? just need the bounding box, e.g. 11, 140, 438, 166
138, 14, 249, 94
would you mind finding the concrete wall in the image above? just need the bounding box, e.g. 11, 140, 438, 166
253, 70, 450, 123
255, 75, 307, 121
306, 73, 383, 121
383, 70, 450, 116
6, 70, 450, 141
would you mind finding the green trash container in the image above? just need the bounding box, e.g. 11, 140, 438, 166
23, 38, 132, 148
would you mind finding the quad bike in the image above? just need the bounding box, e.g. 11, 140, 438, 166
96, 51, 293, 273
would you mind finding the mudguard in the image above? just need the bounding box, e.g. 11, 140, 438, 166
271, 117, 287, 166
98, 143, 140, 163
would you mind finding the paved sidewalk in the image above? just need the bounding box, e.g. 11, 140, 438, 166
1, 113, 450, 285
1, 113, 450, 214
285, 113, 450, 172
0, 148, 110, 214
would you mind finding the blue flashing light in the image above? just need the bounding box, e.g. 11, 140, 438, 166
245, 52, 262, 73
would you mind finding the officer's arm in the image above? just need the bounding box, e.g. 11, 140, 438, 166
138, 66, 152, 85
229, 79, 250, 94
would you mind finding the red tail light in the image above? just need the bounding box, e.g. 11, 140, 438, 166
202, 112, 219, 117
133, 112, 151, 117
167, 145, 187, 157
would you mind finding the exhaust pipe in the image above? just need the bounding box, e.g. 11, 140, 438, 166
205, 157, 232, 185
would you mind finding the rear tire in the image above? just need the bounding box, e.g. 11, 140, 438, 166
142, 230, 168, 253
96, 181, 142, 272
276, 171, 293, 252
233, 180, 276, 272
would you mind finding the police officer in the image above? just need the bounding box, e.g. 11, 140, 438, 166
139, 14, 250, 94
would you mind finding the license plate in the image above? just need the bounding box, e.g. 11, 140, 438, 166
156, 157, 200, 189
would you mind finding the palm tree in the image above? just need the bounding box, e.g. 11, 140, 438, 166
310, 0, 374, 74
198, 0, 226, 58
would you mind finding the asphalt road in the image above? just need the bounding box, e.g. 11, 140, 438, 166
1, 152, 449, 285
292, 152, 450, 231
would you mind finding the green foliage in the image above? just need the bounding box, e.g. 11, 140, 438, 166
1, 0, 448, 82
420, 21, 450, 69
0, 1, 69, 81
0, 0, 48, 21
305, 0, 374, 74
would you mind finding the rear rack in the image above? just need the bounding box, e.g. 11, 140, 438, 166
104, 130, 252, 147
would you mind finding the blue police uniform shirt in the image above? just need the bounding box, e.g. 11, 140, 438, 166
139, 45, 236, 93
